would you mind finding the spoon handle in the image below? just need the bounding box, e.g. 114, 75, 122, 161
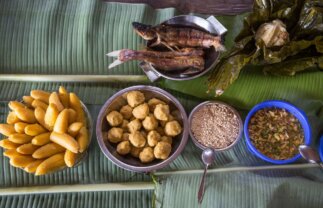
198, 165, 208, 204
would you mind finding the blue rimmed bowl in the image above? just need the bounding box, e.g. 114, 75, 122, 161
244, 100, 312, 164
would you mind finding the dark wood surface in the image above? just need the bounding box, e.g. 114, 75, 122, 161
104, 0, 253, 15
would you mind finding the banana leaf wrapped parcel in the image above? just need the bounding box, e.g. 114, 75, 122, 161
209, 0, 323, 96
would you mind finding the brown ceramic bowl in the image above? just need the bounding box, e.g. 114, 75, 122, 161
96, 85, 189, 172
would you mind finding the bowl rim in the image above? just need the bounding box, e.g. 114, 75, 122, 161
96, 85, 189, 172
188, 100, 243, 151
244, 100, 312, 164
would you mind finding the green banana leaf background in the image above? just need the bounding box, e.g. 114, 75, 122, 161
0, 0, 323, 207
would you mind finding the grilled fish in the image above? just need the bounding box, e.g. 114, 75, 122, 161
132, 22, 225, 51
107, 48, 205, 71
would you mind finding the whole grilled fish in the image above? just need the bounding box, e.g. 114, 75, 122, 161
132, 22, 225, 51
107, 48, 205, 71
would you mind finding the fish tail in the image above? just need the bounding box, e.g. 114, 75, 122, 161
108, 59, 124, 69
106, 50, 125, 69
106, 50, 122, 57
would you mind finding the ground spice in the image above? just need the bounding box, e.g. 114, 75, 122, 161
191, 103, 240, 149
248, 108, 304, 160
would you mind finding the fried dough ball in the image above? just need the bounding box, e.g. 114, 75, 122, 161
154, 104, 170, 121
122, 133, 130, 141
129, 131, 146, 148
148, 98, 166, 112
106, 111, 123, 126
147, 130, 161, 147
165, 120, 182, 136
139, 147, 155, 163
120, 105, 133, 119
127, 91, 145, 107
127, 119, 142, 133
154, 141, 172, 159
121, 120, 129, 130
142, 114, 158, 131
156, 126, 165, 136
132, 103, 149, 120
107, 127, 123, 143
161, 136, 172, 145
117, 141, 131, 155
160, 115, 174, 127
130, 146, 142, 158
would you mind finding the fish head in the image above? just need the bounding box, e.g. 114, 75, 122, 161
132, 22, 156, 40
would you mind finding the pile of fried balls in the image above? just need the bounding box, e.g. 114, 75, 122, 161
105, 91, 182, 163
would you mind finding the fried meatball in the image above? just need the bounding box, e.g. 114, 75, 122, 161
147, 130, 161, 147
132, 103, 149, 120
129, 131, 146, 148
154, 141, 172, 159
107, 127, 123, 143
160, 114, 174, 127
117, 141, 131, 155
120, 105, 133, 119
160, 136, 172, 145
142, 114, 158, 131
164, 120, 182, 136
106, 111, 123, 127
126, 91, 145, 107
130, 146, 142, 158
127, 119, 142, 133
148, 98, 166, 112
139, 147, 155, 163
154, 104, 170, 121
122, 133, 130, 141
121, 120, 129, 131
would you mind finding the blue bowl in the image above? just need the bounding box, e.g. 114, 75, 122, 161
320, 135, 323, 162
244, 100, 312, 164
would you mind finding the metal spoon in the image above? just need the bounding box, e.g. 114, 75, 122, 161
198, 148, 215, 204
299, 145, 323, 170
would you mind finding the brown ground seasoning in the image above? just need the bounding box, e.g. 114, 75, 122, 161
191, 103, 240, 149
248, 108, 304, 160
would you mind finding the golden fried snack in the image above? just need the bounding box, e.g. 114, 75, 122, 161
139, 147, 155, 163
116, 141, 131, 155
120, 105, 133, 119
67, 108, 77, 124
22, 96, 34, 107
147, 130, 161, 147
35, 153, 66, 176
154, 141, 172, 159
3, 149, 21, 158
148, 98, 166, 112
30, 90, 50, 104
69, 93, 85, 124
160, 115, 174, 127
14, 122, 28, 133
142, 114, 158, 131
32, 143, 65, 159
24, 160, 43, 174
14, 107, 37, 123
50, 132, 79, 153
67, 122, 83, 137
164, 121, 182, 136
0, 124, 16, 137
107, 127, 123, 143
64, 150, 78, 167
129, 131, 146, 148
8, 134, 33, 144
132, 103, 149, 120
154, 104, 170, 121
34, 107, 49, 130
17, 143, 39, 155
0, 139, 20, 150
45, 104, 59, 130
49, 92, 65, 112
32, 132, 51, 146
53, 109, 69, 133
24, 124, 47, 136
8, 101, 26, 111
7, 112, 20, 124
126, 91, 145, 107
106, 111, 123, 126
127, 119, 142, 133
10, 155, 35, 168
77, 127, 89, 153
58, 86, 69, 108
160, 136, 172, 145
31, 100, 48, 111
